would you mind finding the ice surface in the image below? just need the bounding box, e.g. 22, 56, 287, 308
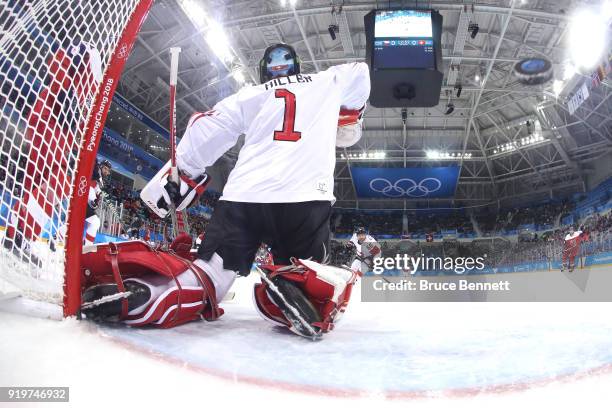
2, 272, 612, 407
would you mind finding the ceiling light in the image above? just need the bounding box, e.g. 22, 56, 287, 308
568, 9, 608, 70
232, 70, 245, 84
206, 21, 234, 62
180, 0, 208, 28
563, 63, 576, 80
603, 1, 612, 20
552, 79, 564, 97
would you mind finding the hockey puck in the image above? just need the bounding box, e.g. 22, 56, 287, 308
513, 57, 553, 85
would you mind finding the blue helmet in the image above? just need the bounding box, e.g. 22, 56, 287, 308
259, 43, 301, 83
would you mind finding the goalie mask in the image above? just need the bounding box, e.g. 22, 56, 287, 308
259, 43, 300, 83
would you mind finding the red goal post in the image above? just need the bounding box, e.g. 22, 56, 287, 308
63, 0, 154, 317
0, 0, 155, 317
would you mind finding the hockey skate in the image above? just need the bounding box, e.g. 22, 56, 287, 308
81, 281, 150, 322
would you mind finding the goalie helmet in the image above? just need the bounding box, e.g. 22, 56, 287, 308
99, 159, 112, 170
259, 43, 301, 83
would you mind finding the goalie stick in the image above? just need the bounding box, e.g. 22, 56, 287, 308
167, 47, 190, 237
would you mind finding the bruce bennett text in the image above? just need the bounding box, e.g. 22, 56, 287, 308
372, 279, 511, 292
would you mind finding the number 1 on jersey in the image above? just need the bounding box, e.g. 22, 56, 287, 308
274, 89, 301, 142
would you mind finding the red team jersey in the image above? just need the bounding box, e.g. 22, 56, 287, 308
10, 43, 101, 241
562, 230, 587, 268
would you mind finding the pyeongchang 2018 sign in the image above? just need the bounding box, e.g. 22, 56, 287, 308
351, 167, 460, 199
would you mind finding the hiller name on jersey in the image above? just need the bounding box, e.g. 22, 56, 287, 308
264, 74, 313, 90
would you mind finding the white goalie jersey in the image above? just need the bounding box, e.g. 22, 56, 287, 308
176, 62, 370, 203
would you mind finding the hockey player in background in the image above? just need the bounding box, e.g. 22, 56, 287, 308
561, 225, 587, 273
346, 227, 381, 276
81, 43, 369, 339
83, 160, 112, 245
4, 41, 102, 255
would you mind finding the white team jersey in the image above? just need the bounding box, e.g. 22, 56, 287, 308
88, 180, 102, 206
176, 62, 370, 203
349, 233, 378, 257
564, 231, 582, 241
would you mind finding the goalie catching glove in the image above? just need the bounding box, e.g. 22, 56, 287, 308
140, 161, 210, 218
336, 105, 365, 148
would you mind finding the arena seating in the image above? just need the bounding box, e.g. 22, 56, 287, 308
95, 172, 612, 273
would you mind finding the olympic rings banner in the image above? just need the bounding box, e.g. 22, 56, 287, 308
351, 166, 460, 198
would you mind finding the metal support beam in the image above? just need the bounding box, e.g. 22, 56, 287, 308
459, 0, 515, 184
472, 124, 498, 192
485, 112, 549, 186
291, 5, 320, 72
446, 5, 472, 86
334, 7, 354, 57
342, 149, 358, 208
222, 3, 570, 29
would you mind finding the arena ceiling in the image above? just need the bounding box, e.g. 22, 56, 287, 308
116, 0, 612, 210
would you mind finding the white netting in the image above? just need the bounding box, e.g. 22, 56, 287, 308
0, 0, 141, 304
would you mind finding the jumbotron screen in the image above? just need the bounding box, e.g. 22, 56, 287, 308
373, 10, 435, 69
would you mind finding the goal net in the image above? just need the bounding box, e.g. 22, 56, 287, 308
0, 0, 153, 315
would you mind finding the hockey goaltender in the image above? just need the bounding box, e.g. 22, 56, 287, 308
81, 43, 370, 340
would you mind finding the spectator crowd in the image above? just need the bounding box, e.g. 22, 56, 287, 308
100, 178, 219, 243
95, 174, 612, 272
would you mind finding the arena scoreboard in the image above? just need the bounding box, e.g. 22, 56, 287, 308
365, 9, 443, 107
